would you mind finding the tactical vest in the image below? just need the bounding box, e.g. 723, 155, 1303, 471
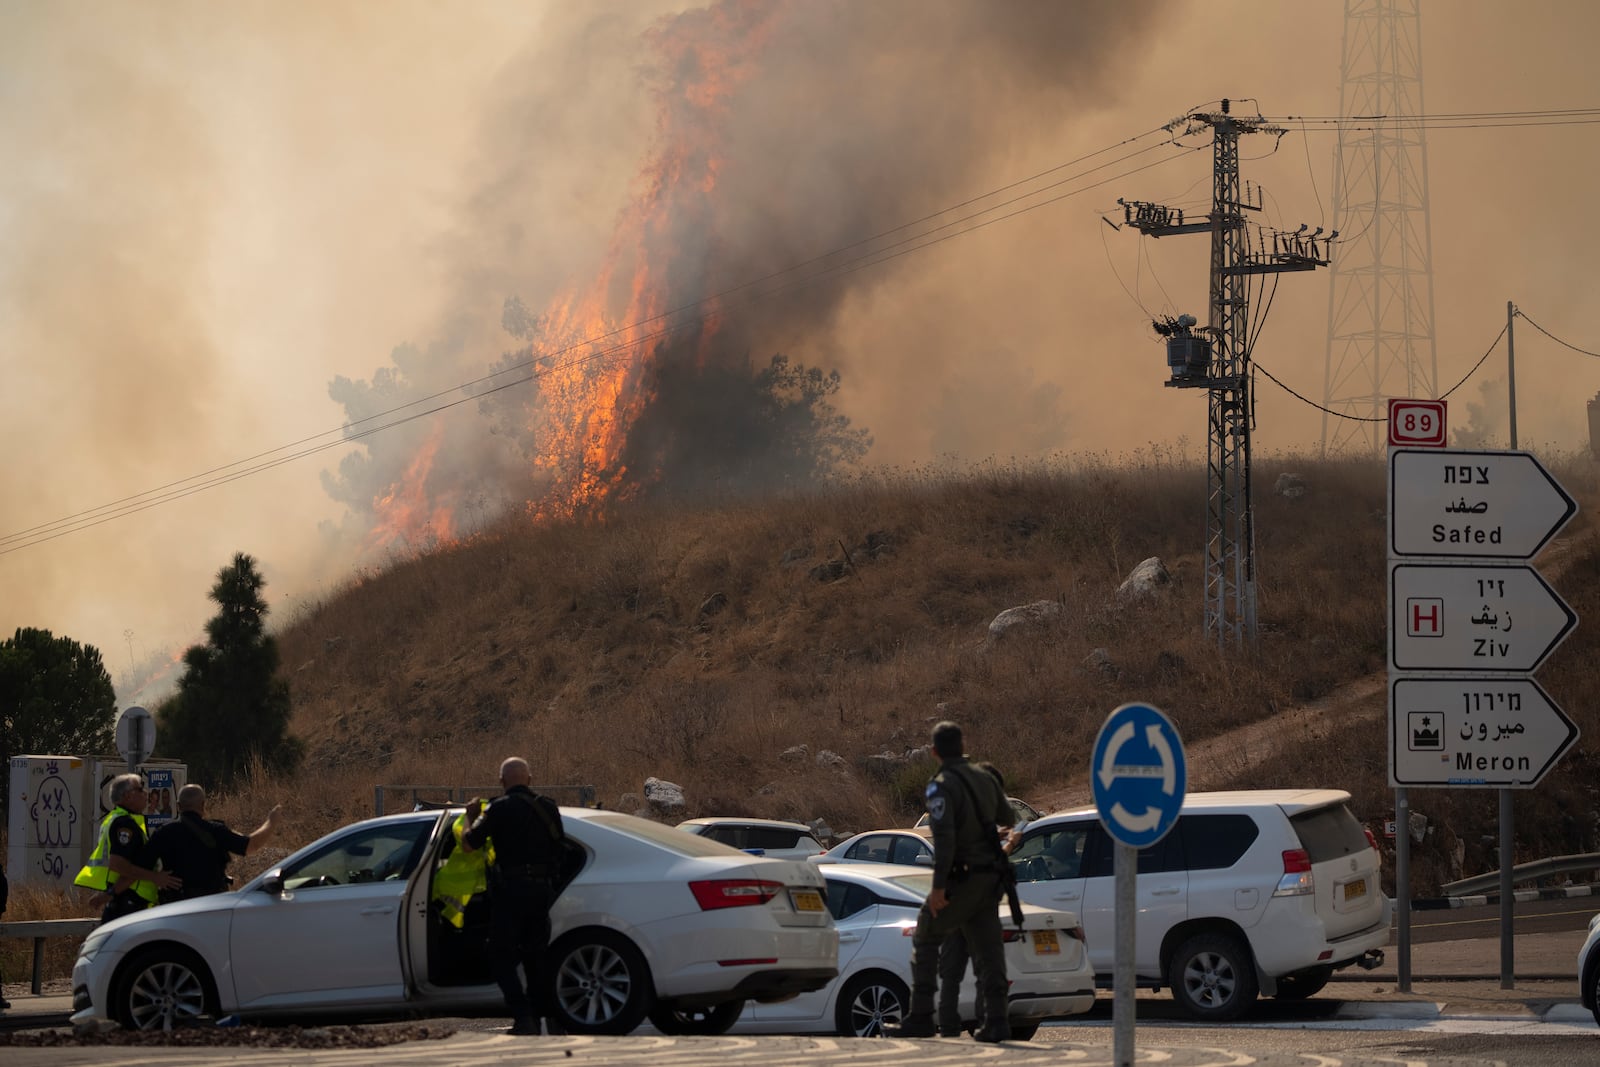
432, 813, 493, 928
74, 807, 159, 903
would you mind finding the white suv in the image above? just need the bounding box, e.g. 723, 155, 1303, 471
1009, 789, 1389, 1020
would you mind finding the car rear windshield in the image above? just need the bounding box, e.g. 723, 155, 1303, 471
1289, 803, 1371, 863
745, 827, 819, 851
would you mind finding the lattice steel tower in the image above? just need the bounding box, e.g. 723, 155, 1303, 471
1320, 0, 1440, 454
1123, 101, 1328, 647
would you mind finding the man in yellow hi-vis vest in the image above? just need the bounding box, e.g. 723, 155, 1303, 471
75, 774, 180, 925
432, 799, 493, 929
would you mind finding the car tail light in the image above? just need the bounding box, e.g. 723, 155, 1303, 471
690, 879, 783, 910
1364, 828, 1379, 851
1273, 848, 1314, 897
1002, 929, 1026, 943
1066, 925, 1086, 942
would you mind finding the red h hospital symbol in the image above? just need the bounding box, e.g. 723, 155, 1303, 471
1407, 598, 1443, 637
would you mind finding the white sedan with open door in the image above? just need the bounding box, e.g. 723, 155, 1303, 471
718, 863, 1095, 1039
70, 806, 837, 1034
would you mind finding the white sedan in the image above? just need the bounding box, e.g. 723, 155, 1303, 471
809, 829, 934, 867
71, 807, 837, 1033
720, 863, 1095, 1039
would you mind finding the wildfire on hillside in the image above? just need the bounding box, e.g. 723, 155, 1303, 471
333, 1, 1164, 554
361, 2, 775, 545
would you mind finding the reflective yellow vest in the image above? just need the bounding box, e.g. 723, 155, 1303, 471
432, 813, 492, 929
74, 807, 159, 904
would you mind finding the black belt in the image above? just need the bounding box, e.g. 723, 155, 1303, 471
495, 863, 557, 878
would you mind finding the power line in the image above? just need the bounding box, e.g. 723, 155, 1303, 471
4, 130, 1195, 555
1517, 310, 1600, 358
1255, 321, 1508, 419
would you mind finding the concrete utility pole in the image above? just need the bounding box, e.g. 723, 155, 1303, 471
1120, 99, 1332, 647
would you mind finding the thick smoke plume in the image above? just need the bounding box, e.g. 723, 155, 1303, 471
326, 0, 1170, 539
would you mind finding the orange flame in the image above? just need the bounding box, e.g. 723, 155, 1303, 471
522, 1, 776, 520
367, 419, 457, 551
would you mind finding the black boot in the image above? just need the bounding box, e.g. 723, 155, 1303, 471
885, 1012, 936, 1038
543, 1016, 566, 1035
509, 1015, 539, 1035
973, 1017, 1011, 1043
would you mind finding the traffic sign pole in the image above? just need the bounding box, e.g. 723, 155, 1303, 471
1092, 702, 1186, 1066
1113, 842, 1135, 1067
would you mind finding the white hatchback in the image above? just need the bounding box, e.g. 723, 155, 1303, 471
71, 807, 837, 1033
720, 863, 1095, 1039
1011, 789, 1390, 1020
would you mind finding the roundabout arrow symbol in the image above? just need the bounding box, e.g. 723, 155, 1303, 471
1109, 802, 1163, 834
1097, 722, 1135, 789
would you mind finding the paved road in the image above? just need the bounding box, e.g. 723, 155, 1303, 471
0, 1030, 1555, 1067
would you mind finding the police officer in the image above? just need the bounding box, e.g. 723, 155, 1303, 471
142, 785, 280, 903
74, 774, 180, 924
462, 757, 565, 1036
887, 722, 1014, 1042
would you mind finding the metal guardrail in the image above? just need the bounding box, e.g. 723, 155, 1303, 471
374, 783, 597, 816
1440, 852, 1600, 897
0, 918, 98, 994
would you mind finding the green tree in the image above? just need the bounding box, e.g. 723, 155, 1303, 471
0, 627, 118, 815
158, 553, 302, 786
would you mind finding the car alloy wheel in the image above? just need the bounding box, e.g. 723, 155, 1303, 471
551, 930, 653, 1035
116, 948, 215, 1031
1168, 931, 1258, 1022
834, 970, 909, 1037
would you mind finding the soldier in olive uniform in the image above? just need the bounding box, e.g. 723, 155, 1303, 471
888, 721, 1014, 1042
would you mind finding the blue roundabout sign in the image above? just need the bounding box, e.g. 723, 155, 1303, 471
1091, 702, 1187, 848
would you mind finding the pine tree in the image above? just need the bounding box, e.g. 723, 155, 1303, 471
159, 553, 302, 785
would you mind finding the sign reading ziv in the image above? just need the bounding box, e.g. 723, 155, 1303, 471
1389, 563, 1577, 674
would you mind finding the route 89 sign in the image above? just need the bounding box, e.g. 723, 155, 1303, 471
1091, 702, 1187, 848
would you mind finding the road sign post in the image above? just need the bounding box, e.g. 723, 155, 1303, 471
1092, 703, 1187, 1067
114, 706, 156, 776
1387, 435, 1579, 991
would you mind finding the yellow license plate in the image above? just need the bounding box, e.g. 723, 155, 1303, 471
1031, 929, 1060, 955
791, 889, 825, 912
1343, 878, 1367, 902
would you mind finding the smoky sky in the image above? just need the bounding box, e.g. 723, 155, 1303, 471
3, 1, 1598, 703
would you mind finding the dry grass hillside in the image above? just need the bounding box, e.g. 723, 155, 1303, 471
9, 451, 1600, 984
264, 450, 1600, 894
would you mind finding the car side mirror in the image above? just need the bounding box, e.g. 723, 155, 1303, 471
913, 853, 933, 866
260, 871, 285, 895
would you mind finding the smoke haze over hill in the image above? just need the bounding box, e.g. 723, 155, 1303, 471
2, 1, 1597, 701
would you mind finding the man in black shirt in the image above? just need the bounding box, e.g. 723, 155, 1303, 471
462, 756, 565, 1036
143, 785, 281, 903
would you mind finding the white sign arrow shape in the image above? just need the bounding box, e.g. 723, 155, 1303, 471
1109, 802, 1163, 833
1390, 449, 1577, 559
1389, 563, 1577, 673
1389, 677, 1579, 788
1096, 721, 1134, 790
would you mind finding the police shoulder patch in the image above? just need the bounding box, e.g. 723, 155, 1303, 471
927, 795, 947, 822
116, 828, 132, 845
